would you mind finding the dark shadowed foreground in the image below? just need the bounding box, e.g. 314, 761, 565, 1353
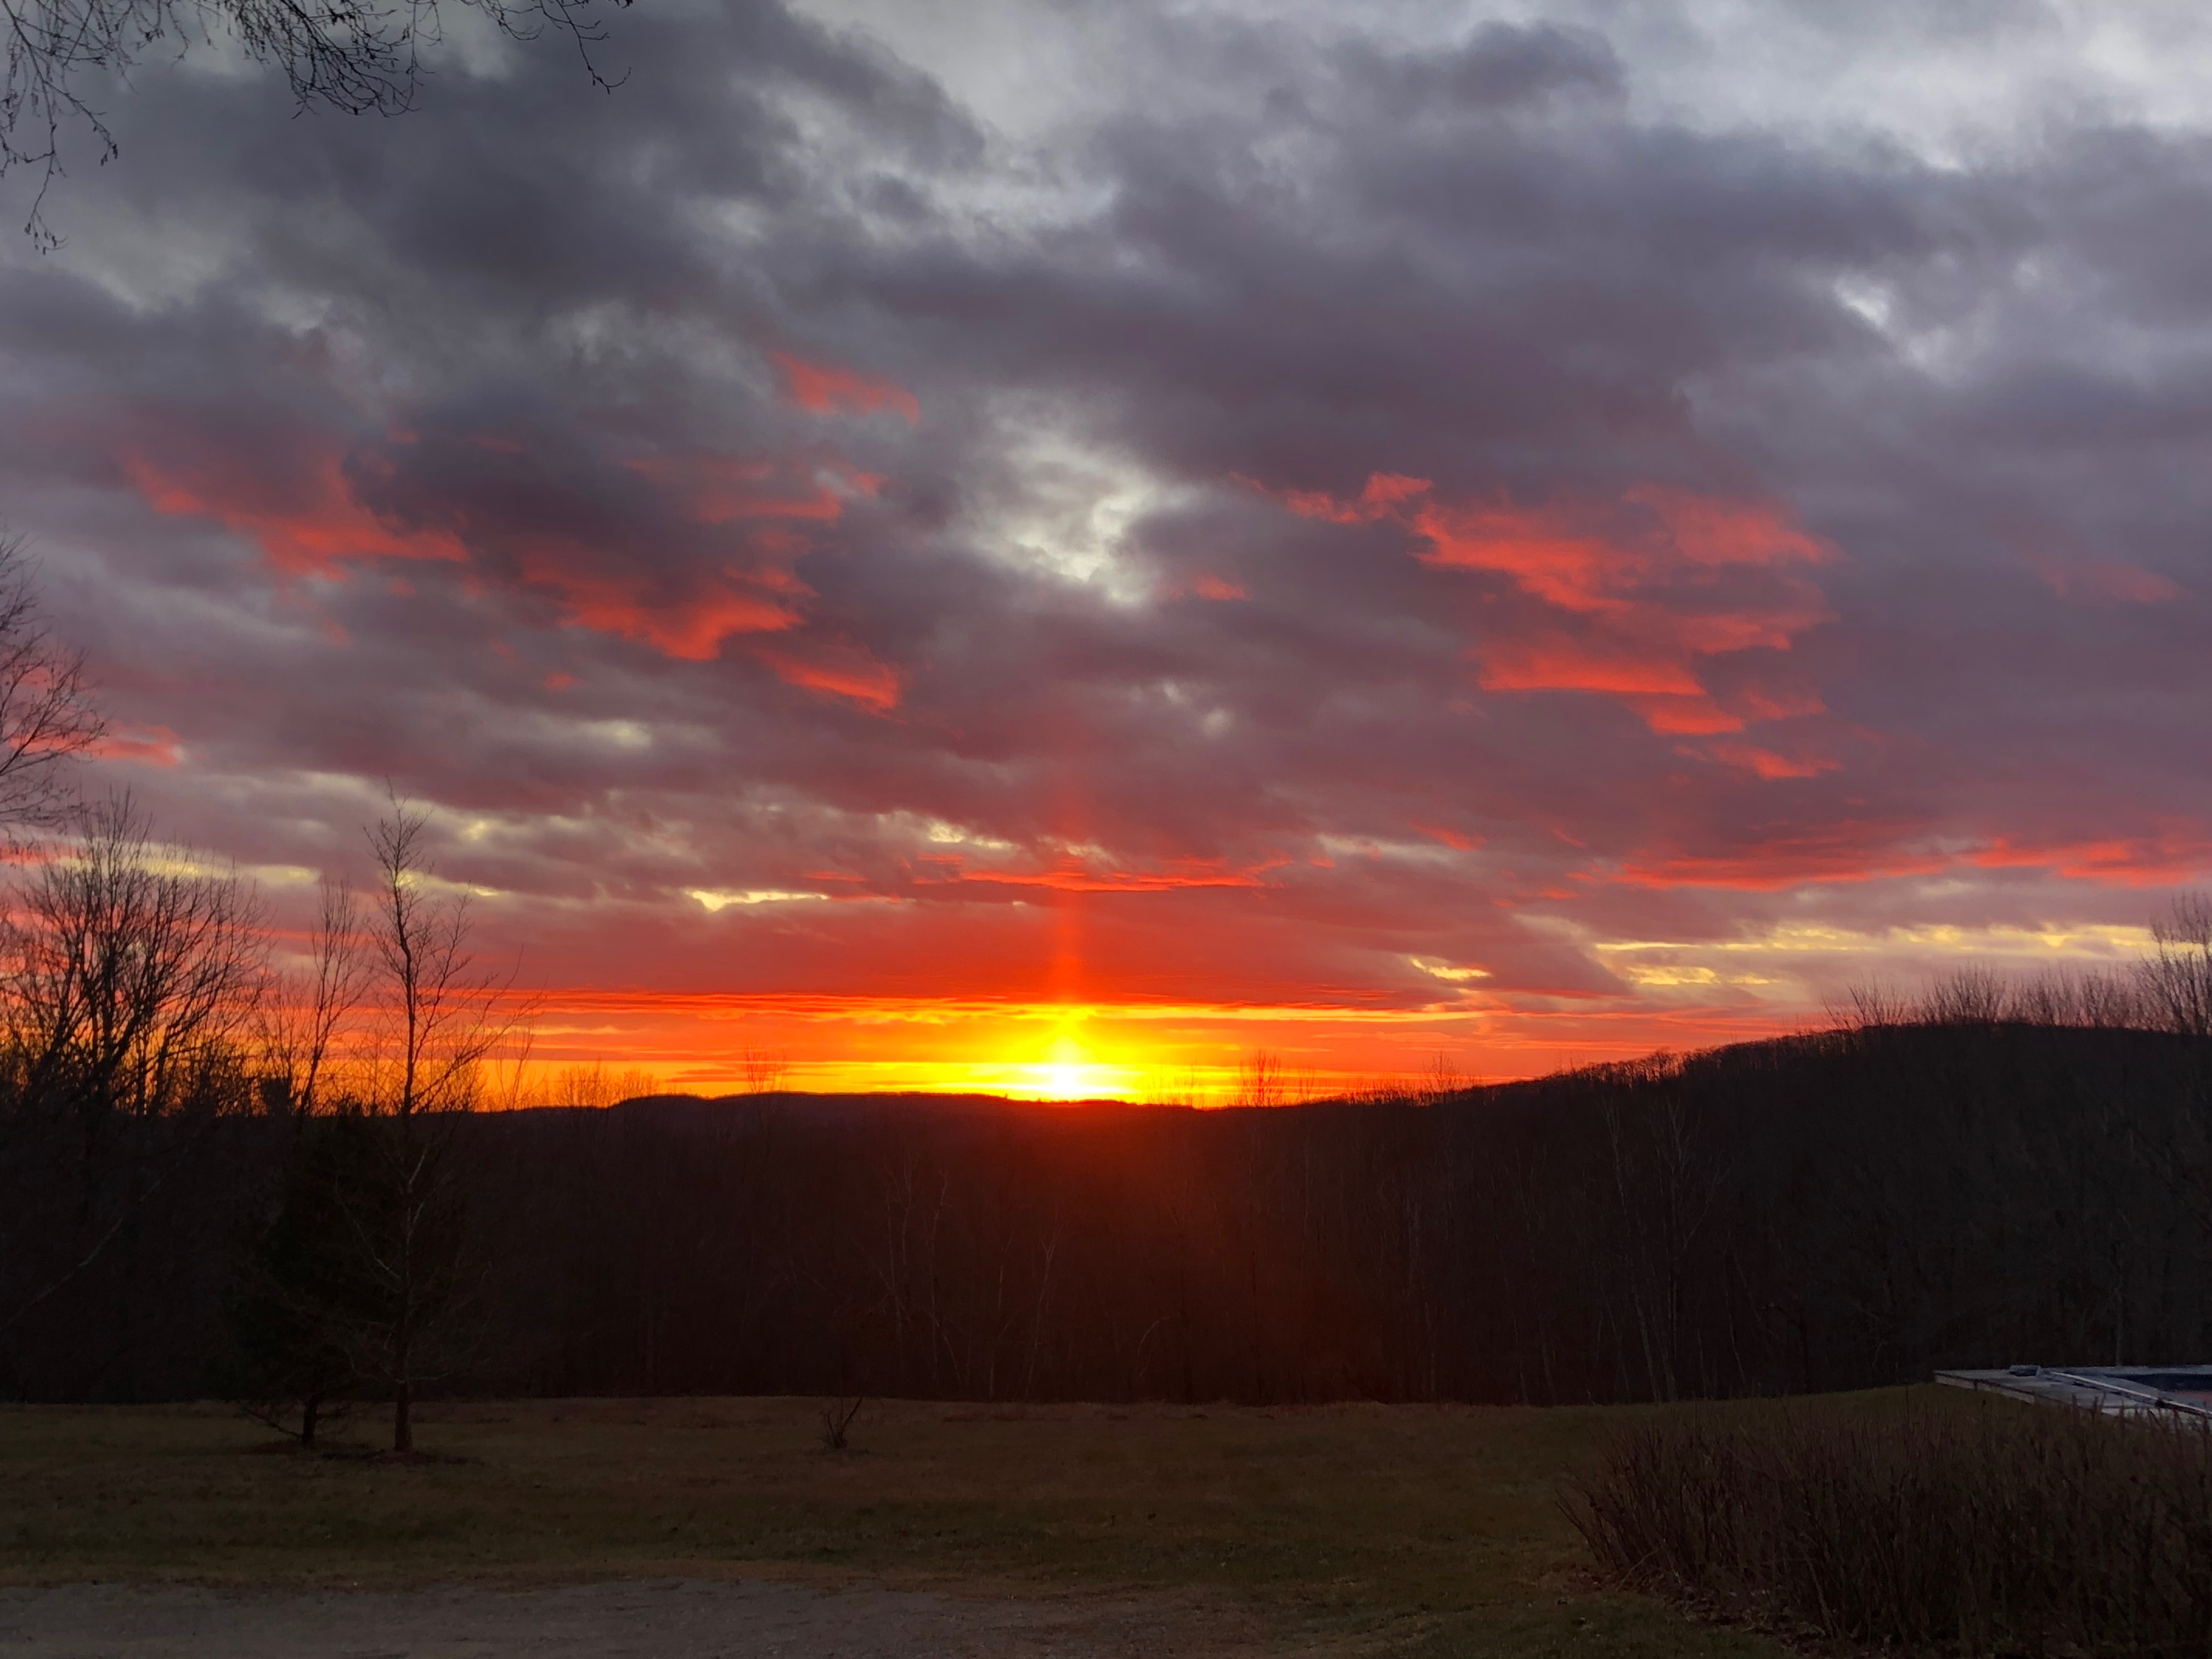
17, 1020, 2212, 1413
1572, 1391, 2212, 1656
0, 1579, 1264, 1659
1, 1395, 1791, 1659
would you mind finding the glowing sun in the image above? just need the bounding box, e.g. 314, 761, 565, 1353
1030, 1032, 1116, 1100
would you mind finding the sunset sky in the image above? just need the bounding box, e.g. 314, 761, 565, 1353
5, 1, 2209, 1097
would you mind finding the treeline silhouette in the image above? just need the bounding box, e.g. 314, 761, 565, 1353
10, 973, 2212, 1409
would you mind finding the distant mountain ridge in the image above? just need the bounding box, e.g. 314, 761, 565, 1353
10, 1019, 2210, 1405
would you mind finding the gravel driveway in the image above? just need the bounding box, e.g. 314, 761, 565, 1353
0, 1579, 1279, 1658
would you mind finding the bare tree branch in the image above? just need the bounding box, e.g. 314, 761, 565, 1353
0, 535, 102, 833
1, 0, 629, 246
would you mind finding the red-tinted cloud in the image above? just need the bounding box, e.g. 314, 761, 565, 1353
122, 419, 904, 698
522, 556, 800, 660
1476, 635, 1706, 696
1275, 474, 1833, 736
125, 443, 466, 577
2031, 554, 2185, 606
1282, 471, 1431, 523
88, 724, 183, 766
1617, 832, 1949, 889
1971, 831, 2212, 886
750, 637, 903, 710
774, 353, 921, 423
625, 450, 874, 527
1696, 742, 1842, 781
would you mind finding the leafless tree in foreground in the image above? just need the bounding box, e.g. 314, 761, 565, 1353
257, 874, 366, 1118
0, 795, 264, 1336
0, 536, 102, 834
2, 0, 629, 244
325, 799, 523, 1451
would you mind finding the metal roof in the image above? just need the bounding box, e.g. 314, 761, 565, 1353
1936, 1366, 2212, 1419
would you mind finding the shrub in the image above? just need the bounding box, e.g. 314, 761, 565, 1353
1566, 1394, 2212, 1656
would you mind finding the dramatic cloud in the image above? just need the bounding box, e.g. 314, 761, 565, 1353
4, 0, 2210, 1092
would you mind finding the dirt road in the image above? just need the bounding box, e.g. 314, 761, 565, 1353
0, 1578, 1283, 1658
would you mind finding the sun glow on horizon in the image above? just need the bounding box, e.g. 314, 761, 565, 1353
1026, 1029, 1123, 1101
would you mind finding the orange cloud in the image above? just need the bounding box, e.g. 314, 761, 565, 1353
774, 353, 921, 424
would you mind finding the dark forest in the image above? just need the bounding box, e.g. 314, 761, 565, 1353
12, 1014, 2212, 1413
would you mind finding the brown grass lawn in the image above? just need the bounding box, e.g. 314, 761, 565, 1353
0, 1392, 1831, 1657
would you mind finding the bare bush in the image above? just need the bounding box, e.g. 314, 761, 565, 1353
1568, 1397, 2212, 1656
1922, 966, 2008, 1025
2008, 966, 2144, 1028
817, 1394, 865, 1451
1830, 979, 1908, 1029
2142, 894, 2212, 1040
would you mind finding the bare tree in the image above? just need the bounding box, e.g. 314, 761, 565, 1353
328, 798, 523, 1452
547, 1058, 612, 1108
740, 1047, 789, 1094
225, 1108, 371, 1448
0, 537, 102, 835
1237, 1049, 1286, 1109
0, 795, 264, 1335
225, 875, 368, 1444
3, 0, 629, 244
258, 874, 365, 1116
606, 1064, 657, 1103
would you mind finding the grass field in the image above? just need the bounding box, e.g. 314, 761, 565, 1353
0, 1393, 1826, 1657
